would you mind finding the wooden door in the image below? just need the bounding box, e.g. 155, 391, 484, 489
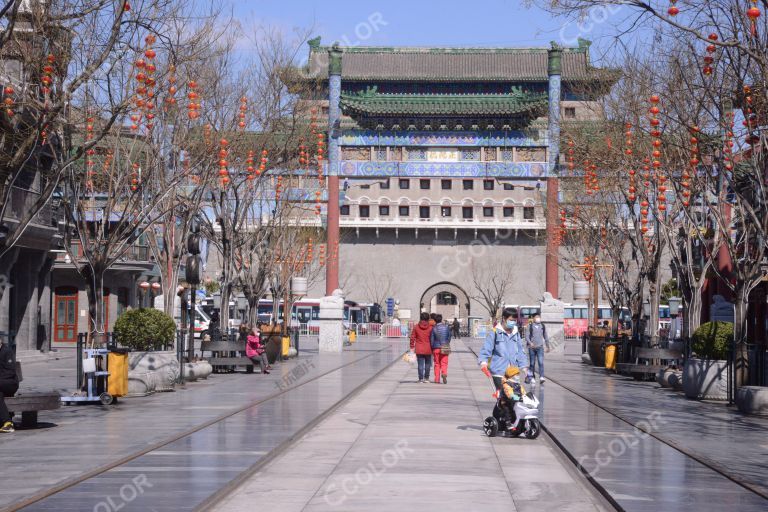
54, 287, 78, 343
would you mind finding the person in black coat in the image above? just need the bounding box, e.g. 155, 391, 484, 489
0, 343, 19, 433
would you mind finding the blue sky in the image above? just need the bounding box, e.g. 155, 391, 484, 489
231, 0, 628, 63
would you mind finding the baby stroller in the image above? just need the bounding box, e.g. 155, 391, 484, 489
482, 368, 541, 439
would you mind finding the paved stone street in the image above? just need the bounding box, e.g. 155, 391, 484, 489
0, 338, 406, 511
213, 340, 610, 512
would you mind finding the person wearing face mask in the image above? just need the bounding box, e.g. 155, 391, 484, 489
478, 308, 529, 395
526, 314, 551, 383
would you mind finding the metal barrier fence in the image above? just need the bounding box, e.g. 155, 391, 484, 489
292, 323, 413, 338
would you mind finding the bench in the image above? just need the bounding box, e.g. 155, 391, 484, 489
200, 340, 256, 373
616, 347, 683, 381
5, 362, 61, 427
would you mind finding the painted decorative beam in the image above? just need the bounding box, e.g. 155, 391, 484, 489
337, 161, 549, 178
339, 130, 548, 147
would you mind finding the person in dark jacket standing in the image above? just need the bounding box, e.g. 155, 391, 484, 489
409, 312, 434, 383
452, 318, 460, 338
526, 314, 551, 383
0, 343, 19, 433
430, 314, 452, 384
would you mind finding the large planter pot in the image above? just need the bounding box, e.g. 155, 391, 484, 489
196, 360, 213, 379
128, 351, 179, 391
736, 386, 768, 416
668, 370, 684, 391
587, 336, 607, 367
261, 327, 282, 364
683, 357, 729, 401
657, 368, 677, 388
127, 371, 156, 397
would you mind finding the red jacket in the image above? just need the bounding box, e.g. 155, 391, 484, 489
246, 334, 264, 358
410, 320, 433, 355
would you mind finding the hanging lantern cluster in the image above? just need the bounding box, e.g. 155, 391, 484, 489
203, 123, 212, 147
722, 110, 735, 173
275, 174, 283, 202
582, 256, 595, 281
668, 0, 679, 16
625, 123, 636, 202
85, 117, 96, 190
166, 65, 177, 107
132, 35, 157, 133
316, 131, 325, 185
3, 85, 14, 117
683, 126, 699, 207
259, 149, 267, 175
703, 33, 718, 75
41, 53, 55, 108
218, 138, 229, 186
131, 162, 140, 192
330, 239, 339, 263
319, 243, 326, 266
566, 140, 575, 175
246, 150, 256, 181
747, 0, 761, 37
187, 80, 200, 120
298, 140, 308, 167
648, 96, 667, 212
238, 96, 247, 130
558, 208, 567, 243
639, 155, 650, 235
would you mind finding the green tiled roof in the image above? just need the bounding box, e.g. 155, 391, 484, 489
305, 41, 611, 83
340, 89, 549, 117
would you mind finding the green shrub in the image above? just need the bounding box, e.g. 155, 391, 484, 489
113, 308, 175, 351
691, 321, 733, 360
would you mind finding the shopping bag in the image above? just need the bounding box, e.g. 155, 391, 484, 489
402, 351, 416, 365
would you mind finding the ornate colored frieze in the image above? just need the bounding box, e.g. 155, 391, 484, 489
339, 130, 548, 147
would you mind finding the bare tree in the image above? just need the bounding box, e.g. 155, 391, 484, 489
467, 257, 515, 321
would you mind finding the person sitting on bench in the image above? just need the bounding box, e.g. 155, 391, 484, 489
0, 342, 19, 433
246, 325, 270, 374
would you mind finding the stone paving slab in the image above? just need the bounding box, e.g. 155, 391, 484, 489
214, 339, 609, 512
0, 339, 405, 511
465, 339, 768, 511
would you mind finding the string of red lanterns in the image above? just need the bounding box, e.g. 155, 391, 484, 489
747, 0, 761, 37
668, 0, 679, 16
238, 96, 247, 130
683, 125, 698, 208
218, 138, 229, 186
187, 80, 200, 120
703, 33, 718, 76
166, 65, 177, 108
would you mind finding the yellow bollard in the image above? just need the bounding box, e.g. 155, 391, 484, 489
349, 330, 357, 343
604, 344, 617, 371
281, 336, 290, 357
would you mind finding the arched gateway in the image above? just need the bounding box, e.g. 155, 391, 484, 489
420, 282, 471, 321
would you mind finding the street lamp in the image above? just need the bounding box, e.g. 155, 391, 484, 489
139, 281, 150, 307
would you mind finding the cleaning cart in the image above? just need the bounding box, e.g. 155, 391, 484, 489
60, 342, 129, 406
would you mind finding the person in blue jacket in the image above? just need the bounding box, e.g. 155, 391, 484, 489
478, 308, 529, 394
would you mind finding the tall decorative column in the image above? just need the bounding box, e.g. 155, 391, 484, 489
326, 44, 342, 295
545, 44, 562, 298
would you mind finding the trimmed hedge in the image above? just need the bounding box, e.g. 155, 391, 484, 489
113, 308, 175, 351
691, 321, 733, 360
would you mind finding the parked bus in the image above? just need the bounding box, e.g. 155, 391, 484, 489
563, 305, 632, 337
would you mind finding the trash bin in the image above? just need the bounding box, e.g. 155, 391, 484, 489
107, 351, 129, 397
604, 344, 617, 371
349, 330, 357, 343
281, 336, 290, 358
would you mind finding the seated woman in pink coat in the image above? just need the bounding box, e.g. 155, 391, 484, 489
245, 325, 270, 374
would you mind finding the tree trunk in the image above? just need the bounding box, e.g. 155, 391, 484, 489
83, 263, 106, 345
648, 278, 661, 345
220, 283, 232, 339
247, 293, 263, 327
733, 289, 750, 388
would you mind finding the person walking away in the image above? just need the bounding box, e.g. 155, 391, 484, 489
245, 325, 270, 374
430, 314, 452, 384
478, 308, 529, 396
452, 317, 460, 338
409, 312, 433, 383
0, 342, 19, 433
526, 314, 550, 383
